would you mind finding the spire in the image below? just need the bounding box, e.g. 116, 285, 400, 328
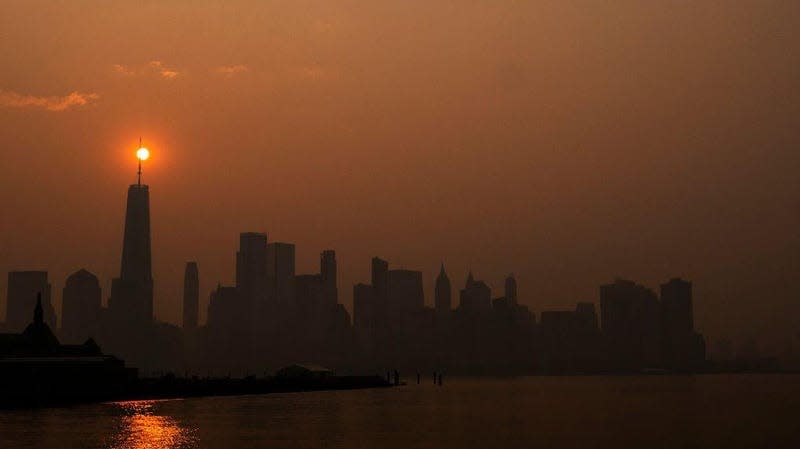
438, 262, 447, 277
466, 270, 474, 287
33, 292, 43, 324
137, 137, 143, 186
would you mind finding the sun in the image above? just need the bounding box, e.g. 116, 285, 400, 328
136, 147, 150, 161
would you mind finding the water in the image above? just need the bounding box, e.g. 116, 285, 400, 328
1, 375, 799, 448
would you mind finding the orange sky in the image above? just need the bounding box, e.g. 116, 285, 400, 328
1, 1, 798, 353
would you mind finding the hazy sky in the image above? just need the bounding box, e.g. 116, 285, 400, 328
1, 1, 798, 352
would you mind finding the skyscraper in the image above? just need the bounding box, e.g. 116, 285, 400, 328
574, 302, 598, 333
371, 257, 388, 303
660, 278, 693, 336
6, 271, 56, 332
236, 232, 268, 306
386, 269, 424, 317
266, 242, 295, 306
599, 278, 662, 368
183, 262, 199, 330
660, 278, 704, 368
435, 264, 451, 317
320, 250, 337, 306
353, 283, 374, 331
61, 269, 101, 343
504, 275, 517, 305
459, 272, 491, 313
109, 182, 153, 325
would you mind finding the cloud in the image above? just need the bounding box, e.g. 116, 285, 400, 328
0, 89, 99, 112
112, 64, 135, 75
112, 60, 182, 79
148, 60, 180, 79
215, 64, 249, 77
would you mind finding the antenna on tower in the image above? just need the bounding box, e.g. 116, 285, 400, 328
137, 137, 143, 186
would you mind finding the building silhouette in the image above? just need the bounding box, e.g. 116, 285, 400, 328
386, 269, 424, 320
504, 275, 517, 305
182, 262, 199, 331
660, 278, 705, 369
266, 242, 296, 307
290, 249, 351, 369
371, 257, 388, 303
600, 278, 662, 368
295, 274, 324, 313
206, 284, 249, 373
320, 250, 337, 306
61, 269, 101, 344
353, 282, 374, 333
235, 232, 267, 363
661, 278, 693, 336
434, 264, 451, 319
574, 302, 598, 332
236, 232, 268, 309
537, 302, 600, 372
0, 294, 130, 403
109, 182, 153, 326
1, 169, 712, 376
294, 250, 338, 313
202, 242, 354, 373
97, 178, 189, 375
6, 271, 56, 332
459, 272, 491, 313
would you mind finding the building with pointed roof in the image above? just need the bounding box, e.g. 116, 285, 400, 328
0, 294, 132, 405
435, 263, 451, 317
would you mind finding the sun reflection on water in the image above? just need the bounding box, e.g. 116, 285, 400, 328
107, 400, 197, 449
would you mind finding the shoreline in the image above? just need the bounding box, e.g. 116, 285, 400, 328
4, 369, 799, 410
0, 374, 392, 410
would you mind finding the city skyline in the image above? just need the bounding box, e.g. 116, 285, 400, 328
0, 158, 792, 359
1, 1, 798, 357
0, 165, 703, 324
3, 169, 707, 376
2, 3, 799, 448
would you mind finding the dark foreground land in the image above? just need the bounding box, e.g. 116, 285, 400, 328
0, 374, 391, 409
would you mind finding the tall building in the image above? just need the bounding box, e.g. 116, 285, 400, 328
6, 271, 56, 332
574, 302, 598, 333
660, 278, 705, 368
266, 242, 295, 306
434, 264, 451, 317
206, 284, 250, 372
371, 257, 388, 303
207, 286, 244, 329
109, 182, 153, 325
459, 272, 491, 313
386, 269, 424, 317
182, 262, 199, 330
660, 278, 693, 336
320, 250, 337, 306
61, 269, 101, 343
292, 250, 338, 314
295, 274, 324, 312
600, 278, 662, 368
504, 275, 517, 305
352, 283, 374, 331
236, 232, 268, 306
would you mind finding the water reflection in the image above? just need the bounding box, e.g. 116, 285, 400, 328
107, 400, 197, 449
